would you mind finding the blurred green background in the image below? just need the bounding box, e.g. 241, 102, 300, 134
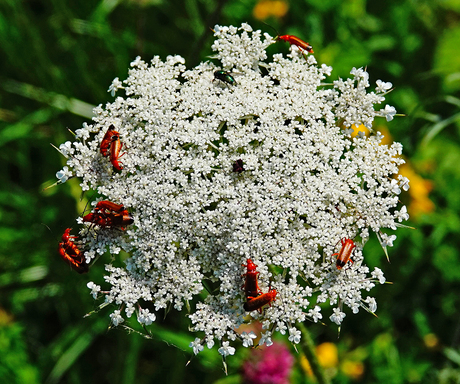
1, 0, 460, 383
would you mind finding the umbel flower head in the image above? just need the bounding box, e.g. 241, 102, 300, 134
57, 23, 409, 356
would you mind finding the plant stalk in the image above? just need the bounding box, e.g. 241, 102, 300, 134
297, 322, 330, 384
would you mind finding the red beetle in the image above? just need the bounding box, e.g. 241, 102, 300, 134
83, 201, 134, 230
94, 200, 125, 214
243, 288, 277, 313
332, 238, 356, 270
242, 258, 262, 300
100, 125, 120, 157
277, 34, 314, 54
109, 134, 125, 171
83, 209, 133, 230
58, 228, 88, 274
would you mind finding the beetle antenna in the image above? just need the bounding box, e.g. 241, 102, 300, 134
261, 22, 280, 39
41, 223, 53, 234
80, 191, 98, 216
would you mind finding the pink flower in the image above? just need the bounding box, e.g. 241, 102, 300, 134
242, 342, 294, 384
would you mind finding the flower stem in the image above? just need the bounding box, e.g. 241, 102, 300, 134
297, 322, 330, 384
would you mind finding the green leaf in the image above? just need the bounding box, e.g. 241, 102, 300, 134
434, 26, 460, 91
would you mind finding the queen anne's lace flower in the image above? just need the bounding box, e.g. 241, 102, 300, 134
218, 341, 236, 357
330, 308, 346, 325
190, 338, 204, 355
259, 332, 274, 347
109, 310, 124, 326
241, 331, 257, 347
137, 308, 156, 325
86, 281, 101, 299
107, 77, 124, 97
377, 104, 397, 121
57, 24, 409, 356
288, 327, 301, 344
56, 166, 72, 183
376, 80, 393, 93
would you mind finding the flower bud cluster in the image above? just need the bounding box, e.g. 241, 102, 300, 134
56, 23, 409, 355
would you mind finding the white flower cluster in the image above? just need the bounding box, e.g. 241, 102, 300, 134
56, 23, 409, 356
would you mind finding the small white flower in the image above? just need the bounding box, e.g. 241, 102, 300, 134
308, 306, 323, 323
107, 77, 124, 97
392, 142, 404, 155
125, 305, 135, 318
189, 338, 204, 355
59, 141, 74, 157
378, 104, 397, 121
240, 22, 253, 32
55, 171, 66, 182
259, 332, 274, 347
351, 303, 360, 314
138, 308, 156, 325
330, 308, 346, 325
109, 310, 124, 326
288, 327, 301, 344
130, 56, 142, 67
398, 175, 410, 191
87, 282, 101, 299
218, 341, 235, 357
381, 233, 397, 247
343, 127, 354, 136
365, 297, 377, 313
372, 268, 386, 284
375, 131, 385, 142
390, 179, 402, 195
321, 63, 333, 76
75, 122, 91, 140
56, 166, 72, 183
317, 293, 328, 304
350, 67, 370, 87
206, 339, 215, 349
395, 206, 410, 222
376, 79, 393, 93
241, 331, 257, 347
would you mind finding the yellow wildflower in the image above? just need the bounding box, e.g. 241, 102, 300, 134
253, 0, 289, 20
